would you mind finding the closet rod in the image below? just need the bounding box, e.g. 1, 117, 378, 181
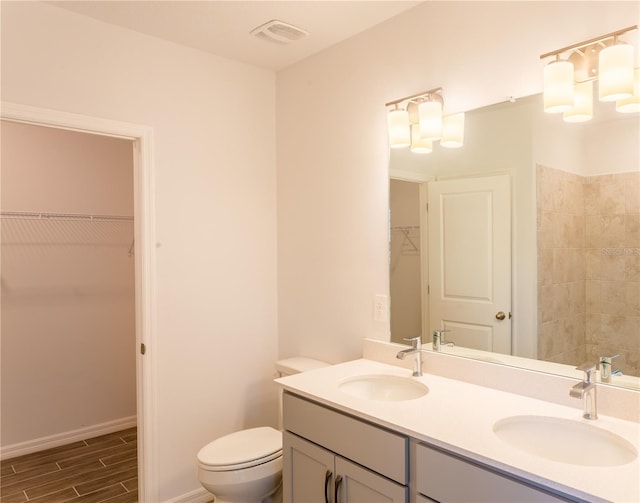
390, 225, 420, 231
0, 211, 134, 222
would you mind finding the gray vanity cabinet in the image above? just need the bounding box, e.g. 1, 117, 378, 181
282, 391, 584, 503
282, 392, 409, 503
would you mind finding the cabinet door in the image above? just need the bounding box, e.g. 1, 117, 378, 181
336, 457, 408, 503
284, 432, 334, 503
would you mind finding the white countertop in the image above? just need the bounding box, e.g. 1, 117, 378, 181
276, 358, 640, 503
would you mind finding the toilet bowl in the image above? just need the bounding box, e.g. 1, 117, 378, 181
197, 427, 283, 503
197, 357, 329, 503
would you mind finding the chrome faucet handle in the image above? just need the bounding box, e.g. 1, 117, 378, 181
432, 329, 450, 341
432, 329, 451, 351
402, 336, 422, 349
599, 355, 621, 382
576, 362, 597, 383
572, 362, 598, 420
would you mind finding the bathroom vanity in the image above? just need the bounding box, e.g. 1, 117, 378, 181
283, 392, 408, 502
277, 358, 639, 503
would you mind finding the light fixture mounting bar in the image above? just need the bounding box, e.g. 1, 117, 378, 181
540, 25, 638, 60
385, 87, 443, 107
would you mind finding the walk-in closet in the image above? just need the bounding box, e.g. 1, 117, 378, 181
1, 120, 138, 502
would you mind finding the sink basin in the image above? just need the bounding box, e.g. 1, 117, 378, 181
493, 415, 637, 466
338, 374, 429, 401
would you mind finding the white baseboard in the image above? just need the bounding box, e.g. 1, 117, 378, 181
163, 487, 211, 503
0, 415, 137, 460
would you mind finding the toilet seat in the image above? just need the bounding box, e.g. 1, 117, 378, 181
197, 426, 282, 471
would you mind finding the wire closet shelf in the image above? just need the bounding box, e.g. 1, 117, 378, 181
0, 211, 133, 222
0, 211, 135, 256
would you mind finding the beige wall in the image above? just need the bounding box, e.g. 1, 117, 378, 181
1, 2, 277, 499
1, 121, 136, 446
389, 180, 422, 342
1, 121, 134, 214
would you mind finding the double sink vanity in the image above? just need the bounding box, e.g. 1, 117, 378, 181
276, 340, 640, 503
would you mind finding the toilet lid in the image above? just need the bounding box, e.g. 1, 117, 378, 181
197, 426, 282, 470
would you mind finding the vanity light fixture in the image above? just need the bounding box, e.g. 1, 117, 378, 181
598, 39, 635, 101
563, 80, 593, 123
616, 68, 640, 113
418, 98, 443, 140
410, 124, 433, 153
540, 25, 639, 122
387, 104, 411, 149
441, 113, 465, 148
386, 88, 464, 153
543, 56, 575, 113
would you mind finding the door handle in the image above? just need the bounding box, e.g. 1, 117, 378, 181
334, 475, 343, 503
495, 311, 506, 320
324, 470, 332, 503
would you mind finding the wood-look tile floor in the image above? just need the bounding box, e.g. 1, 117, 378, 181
0, 428, 137, 503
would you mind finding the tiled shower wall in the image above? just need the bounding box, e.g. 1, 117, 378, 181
537, 165, 640, 376
537, 165, 587, 367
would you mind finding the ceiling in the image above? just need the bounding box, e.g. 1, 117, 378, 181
49, 1, 422, 71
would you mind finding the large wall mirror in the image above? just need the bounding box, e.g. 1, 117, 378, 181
389, 93, 640, 390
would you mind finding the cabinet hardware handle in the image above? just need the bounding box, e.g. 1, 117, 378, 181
334, 475, 343, 503
324, 470, 332, 503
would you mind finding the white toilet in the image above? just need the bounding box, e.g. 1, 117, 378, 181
197, 357, 329, 503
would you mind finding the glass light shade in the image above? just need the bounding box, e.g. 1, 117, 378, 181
563, 80, 593, 123
543, 59, 575, 113
616, 68, 640, 113
440, 113, 465, 148
418, 100, 443, 140
410, 124, 433, 154
598, 43, 634, 102
387, 107, 410, 148
407, 101, 420, 124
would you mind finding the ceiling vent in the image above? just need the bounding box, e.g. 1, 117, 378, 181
250, 20, 308, 45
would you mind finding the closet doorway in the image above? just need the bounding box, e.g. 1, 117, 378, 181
0, 108, 155, 501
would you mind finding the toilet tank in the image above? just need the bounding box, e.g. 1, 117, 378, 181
275, 357, 330, 430
275, 357, 330, 377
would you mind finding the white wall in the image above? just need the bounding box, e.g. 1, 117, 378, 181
1, 121, 136, 446
277, 1, 639, 362
534, 100, 640, 177
583, 115, 640, 176
1, 2, 278, 500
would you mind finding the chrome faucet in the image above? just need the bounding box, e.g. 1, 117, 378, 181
570, 362, 598, 420
432, 329, 453, 352
396, 336, 423, 377
599, 354, 622, 383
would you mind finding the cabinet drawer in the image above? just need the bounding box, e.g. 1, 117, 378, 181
283, 392, 408, 484
416, 443, 573, 502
